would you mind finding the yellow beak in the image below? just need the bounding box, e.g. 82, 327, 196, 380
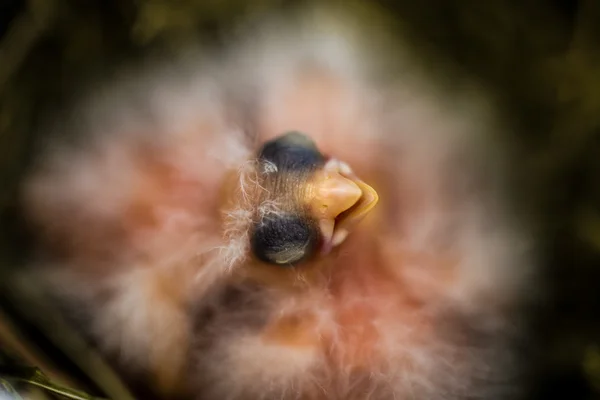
307, 159, 379, 254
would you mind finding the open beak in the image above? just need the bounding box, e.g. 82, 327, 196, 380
307, 159, 379, 254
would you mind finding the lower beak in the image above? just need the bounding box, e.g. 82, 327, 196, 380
308, 159, 379, 254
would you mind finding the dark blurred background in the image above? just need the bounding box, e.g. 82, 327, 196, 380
0, 0, 599, 399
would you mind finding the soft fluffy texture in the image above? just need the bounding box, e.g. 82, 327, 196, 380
21, 4, 533, 400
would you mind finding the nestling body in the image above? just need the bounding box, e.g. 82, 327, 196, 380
20, 5, 532, 399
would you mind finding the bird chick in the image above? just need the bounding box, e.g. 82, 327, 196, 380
19, 4, 533, 400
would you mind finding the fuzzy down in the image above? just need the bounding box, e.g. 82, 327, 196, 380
21, 5, 533, 400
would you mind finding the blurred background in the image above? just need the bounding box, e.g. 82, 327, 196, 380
0, 0, 599, 399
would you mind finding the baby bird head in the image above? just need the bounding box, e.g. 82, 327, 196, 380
224, 131, 378, 269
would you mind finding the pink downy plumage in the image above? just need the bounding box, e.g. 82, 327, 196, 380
21, 4, 533, 400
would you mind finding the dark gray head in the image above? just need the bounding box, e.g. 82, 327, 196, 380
250, 131, 325, 266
